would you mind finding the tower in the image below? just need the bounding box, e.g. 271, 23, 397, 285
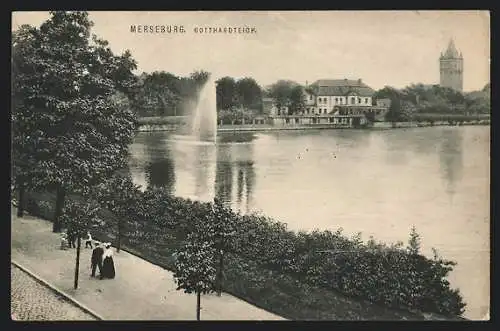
439, 38, 463, 92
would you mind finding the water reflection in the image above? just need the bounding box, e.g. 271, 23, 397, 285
380, 128, 464, 196
438, 129, 464, 197
142, 134, 176, 194
192, 144, 217, 202
215, 135, 256, 213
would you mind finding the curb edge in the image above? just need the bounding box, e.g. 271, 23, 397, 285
11, 260, 104, 321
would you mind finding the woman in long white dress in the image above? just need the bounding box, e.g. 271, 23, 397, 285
100, 243, 116, 279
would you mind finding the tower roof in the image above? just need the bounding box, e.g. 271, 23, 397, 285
443, 38, 460, 59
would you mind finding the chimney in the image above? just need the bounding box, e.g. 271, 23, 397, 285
358, 79, 362, 84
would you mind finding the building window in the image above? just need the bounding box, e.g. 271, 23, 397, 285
365, 98, 369, 104
350, 97, 355, 104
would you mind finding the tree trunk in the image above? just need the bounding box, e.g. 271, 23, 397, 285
117, 217, 122, 253
217, 250, 224, 297
196, 291, 201, 321
74, 236, 81, 289
53, 186, 66, 233
17, 177, 25, 218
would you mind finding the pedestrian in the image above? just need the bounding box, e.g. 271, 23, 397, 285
100, 243, 116, 280
84, 231, 93, 249
60, 232, 68, 250
67, 229, 76, 248
90, 242, 104, 278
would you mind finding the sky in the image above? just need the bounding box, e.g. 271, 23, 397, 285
12, 11, 490, 92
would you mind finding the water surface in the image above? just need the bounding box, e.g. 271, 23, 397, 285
129, 126, 490, 320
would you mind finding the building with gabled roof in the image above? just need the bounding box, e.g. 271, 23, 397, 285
303, 78, 376, 115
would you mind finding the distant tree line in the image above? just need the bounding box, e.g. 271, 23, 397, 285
129, 74, 313, 119
129, 71, 490, 123
373, 83, 491, 122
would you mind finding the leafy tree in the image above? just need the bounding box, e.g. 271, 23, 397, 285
173, 234, 217, 320
60, 199, 102, 289
190, 70, 211, 89
132, 71, 181, 117
373, 86, 404, 122
289, 85, 306, 114
216, 76, 237, 110
209, 199, 238, 296
12, 11, 138, 232
90, 173, 142, 252
12, 24, 44, 217
407, 226, 421, 255
266, 80, 299, 110
235, 77, 262, 111
464, 89, 490, 114
482, 83, 490, 94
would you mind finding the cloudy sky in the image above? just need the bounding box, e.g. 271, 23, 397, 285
12, 11, 490, 92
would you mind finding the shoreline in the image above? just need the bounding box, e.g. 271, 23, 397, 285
136, 121, 490, 133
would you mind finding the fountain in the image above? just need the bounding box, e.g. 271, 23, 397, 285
169, 76, 218, 202
190, 77, 218, 143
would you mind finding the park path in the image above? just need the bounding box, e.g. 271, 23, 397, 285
11, 209, 286, 321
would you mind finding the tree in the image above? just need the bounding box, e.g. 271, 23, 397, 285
464, 89, 490, 114
90, 173, 142, 252
407, 226, 421, 255
132, 71, 181, 117
12, 24, 43, 217
210, 199, 237, 296
216, 76, 237, 110
190, 70, 211, 88
12, 11, 138, 232
373, 86, 404, 122
173, 234, 217, 320
60, 199, 101, 289
289, 85, 306, 114
235, 77, 262, 111
267, 80, 299, 111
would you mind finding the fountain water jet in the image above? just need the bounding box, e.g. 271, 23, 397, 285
190, 77, 218, 143
169, 76, 218, 202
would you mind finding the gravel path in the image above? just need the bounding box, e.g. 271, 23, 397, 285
11, 264, 96, 321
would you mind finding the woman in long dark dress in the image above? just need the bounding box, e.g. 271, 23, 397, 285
100, 243, 115, 279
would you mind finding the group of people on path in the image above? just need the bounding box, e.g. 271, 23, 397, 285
90, 241, 116, 280
60, 230, 116, 280
60, 230, 94, 250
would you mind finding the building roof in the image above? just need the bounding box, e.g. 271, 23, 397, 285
441, 38, 462, 59
308, 79, 375, 97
